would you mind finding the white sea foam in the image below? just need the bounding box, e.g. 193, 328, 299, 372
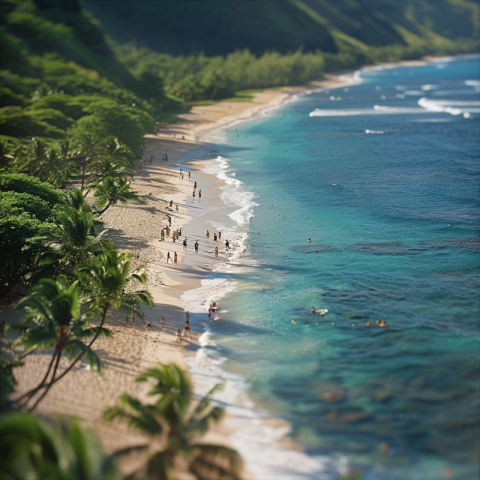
309, 106, 424, 117
465, 79, 480, 91
365, 129, 384, 134
182, 151, 346, 479
418, 97, 480, 115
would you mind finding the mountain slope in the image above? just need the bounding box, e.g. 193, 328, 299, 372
82, 0, 480, 56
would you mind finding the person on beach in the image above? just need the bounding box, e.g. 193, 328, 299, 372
186, 311, 191, 323
175, 329, 182, 344
181, 174, 184, 181
208, 303, 213, 318
199, 189, 201, 200
183, 239, 187, 251
170, 200, 173, 207
161, 316, 165, 329
212, 302, 218, 316
193, 190, 195, 198
166, 252, 172, 264
218, 231, 222, 240
183, 318, 191, 338
176, 204, 178, 212
174, 252, 178, 265
194, 181, 197, 189
213, 232, 217, 242
206, 230, 210, 238
189, 172, 191, 179
225, 239, 230, 251
215, 246, 218, 257
194, 241, 199, 253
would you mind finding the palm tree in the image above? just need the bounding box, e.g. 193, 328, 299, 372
12, 140, 78, 187
94, 176, 142, 216
76, 245, 152, 335
14, 276, 107, 411
103, 363, 243, 480
100, 138, 134, 162
47, 204, 107, 270
22, 247, 153, 404
0, 412, 116, 480
83, 156, 133, 198
73, 134, 102, 192
43, 146, 79, 188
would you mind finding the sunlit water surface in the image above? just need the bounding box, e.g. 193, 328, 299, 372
186, 56, 480, 480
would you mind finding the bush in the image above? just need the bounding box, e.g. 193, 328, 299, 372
0, 173, 64, 206
0, 191, 52, 222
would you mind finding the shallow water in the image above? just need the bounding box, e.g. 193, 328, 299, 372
186, 56, 480, 480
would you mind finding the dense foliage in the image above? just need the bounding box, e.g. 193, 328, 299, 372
84, 0, 480, 56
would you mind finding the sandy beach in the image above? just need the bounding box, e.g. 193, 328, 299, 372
10, 74, 349, 474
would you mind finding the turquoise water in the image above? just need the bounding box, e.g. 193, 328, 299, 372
203, 57, 480, 479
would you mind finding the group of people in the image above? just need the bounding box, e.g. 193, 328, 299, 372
206, 230, 230, 252
310, 307, 388, 327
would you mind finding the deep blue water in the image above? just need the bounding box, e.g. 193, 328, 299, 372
206, 56, 480, 480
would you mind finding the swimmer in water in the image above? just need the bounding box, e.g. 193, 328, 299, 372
308, 238, 311, 242
311, 307, 316, 313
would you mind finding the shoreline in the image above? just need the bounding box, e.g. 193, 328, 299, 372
9, 54, 460, 476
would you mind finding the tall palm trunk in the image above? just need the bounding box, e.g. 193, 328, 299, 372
17, 346, 58, 405
21, 305, 111, 405
28, 348, 62, 411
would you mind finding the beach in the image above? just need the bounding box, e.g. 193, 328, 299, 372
9, 54, 480, 480
10, 75, 348, 473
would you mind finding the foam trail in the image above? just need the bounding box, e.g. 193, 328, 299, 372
309, 106, 424, 117
418, 97, 480, 115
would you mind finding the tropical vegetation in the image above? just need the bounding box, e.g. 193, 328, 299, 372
103, 363, 243, 480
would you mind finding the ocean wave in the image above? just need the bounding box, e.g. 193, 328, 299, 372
418, 97, 480, 115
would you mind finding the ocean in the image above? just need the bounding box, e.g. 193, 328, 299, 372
182, 55, 480, 480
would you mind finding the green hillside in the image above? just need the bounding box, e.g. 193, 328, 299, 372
82, 0, 480, 56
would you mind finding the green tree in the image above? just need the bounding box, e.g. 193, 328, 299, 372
0, 173, 64, 206
14, 276, 108, 411
72, 133, 102, 192
0, 412, 116, 480
93, 176, 141, 216
103, 363, 243, 480
20, 247, 152, 408
0, 213, 51, 295
44, 201, 105, 272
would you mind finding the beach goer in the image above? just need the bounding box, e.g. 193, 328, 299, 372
194, 241, 199, 253
206, 230, 210, 238
183, 239, 187, 251
193, 190, 195, 198
174, 252, 178, 265
225, 239, 230, 251
194, 181, 197, 189
161, 315, 165, 329
208, 303, 213, 318
218, 231, 221, 240
308, 238, 311, 242
212, 302, 218, 316
166, 252, 172, 264
214, 246, 218, 257
366, 320, 371, 326
213, 233, 217, 242
175, 329, 182, 344
186, 311, 191, 322
181, 174, 184, 181
189, 172, 191, 179
170, 200, 173, 207
311, 307, 316, 313
183, 319, 191, 338
199, 189, 201, 199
